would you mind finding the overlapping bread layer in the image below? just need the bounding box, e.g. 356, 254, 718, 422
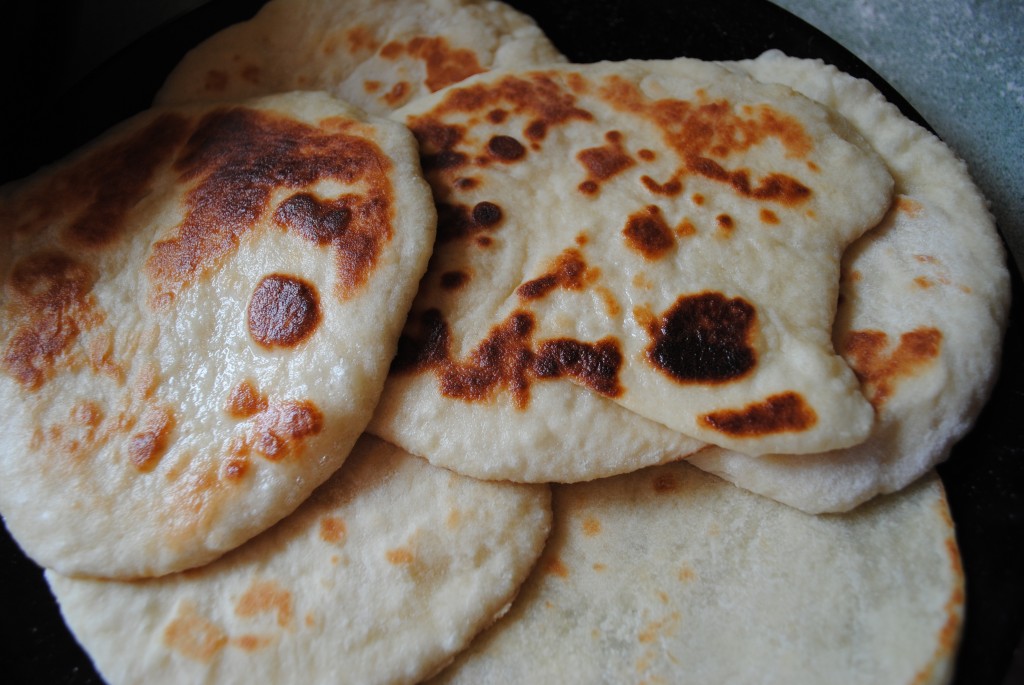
429, 462, 963, 685
48, 436, 552, 685
157, 0, 567, 114
0, 92, 436, 578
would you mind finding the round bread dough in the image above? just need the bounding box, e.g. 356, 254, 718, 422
0, 91, 436, 578
156, 0, 567, 114
48, 435, 552, 685
429, 462, 963, 685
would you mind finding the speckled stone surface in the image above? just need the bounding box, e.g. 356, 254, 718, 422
773, 0, 1024, 268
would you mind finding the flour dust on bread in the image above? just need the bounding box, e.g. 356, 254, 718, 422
429, 463, 963, 685
371, 58, 894, 468
0, 92, 436, 578
156, 0, 566, 115
686, 52, 1011, 513
48, 436, 552, 685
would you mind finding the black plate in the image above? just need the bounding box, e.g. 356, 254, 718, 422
2, 2, 1022, 683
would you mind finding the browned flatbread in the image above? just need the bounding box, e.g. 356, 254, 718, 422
370, 58, 895, 477
0, 92, 436, 578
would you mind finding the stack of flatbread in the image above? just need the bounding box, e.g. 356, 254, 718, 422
0, 1, 1009, 683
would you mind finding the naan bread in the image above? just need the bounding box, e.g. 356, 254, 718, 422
156, 0, 566, 114
0, 92, 436, 578
371, 378, 704, 483
429, 463, 963, 685
47, 435, 552, 685
687, 52, 1011, 513
371, 58, 894, 468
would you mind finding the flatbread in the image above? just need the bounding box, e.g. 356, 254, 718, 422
687, 52, 1011, 512
370, 58, 894, 469
156, 0, 567, 114
0, 91, 436, 578
429, 462, 963, 685
47, 435, 552, 685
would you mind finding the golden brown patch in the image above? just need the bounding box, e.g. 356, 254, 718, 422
675, 218, 697, 238
638, 612, 681, 644
387, 548, 415, 565
577, 130, 636, 195
678, 565, 696, 582
163, 602, 228, 662
247, 274, 321, 349
517, 248, 594, 300
914, 276, 935, 289
250, 400, 324, 460
645, 292, 758, 384
897, 196, 924, 217
127, 406, 176, 471
15, 114, 190, 248
392, 308, 623, 407
582, 515, 602, 536
599, 77, 812, 204
2, 252, 100, 390
232, 634, 273, 652
700, 392, 818, 437
226, 380, 269, 418
147, 107, 395, 305
759, 209, 779, 225
842, 327, 943, 407
319, 516, 347, 545
363, 79, 382, 93
533, 338, 625, 398
546, 556, 569, 578
623, 205, 676, 259
382, 81, 411, 107
593, 563, 607, 572
640, 174, 683, 196
227, 380, 323, 460
235, 579, 294, 628
595, 285, 622, 316
412, 72, 594, 148
345, 25, 379, 53
378, 36, 485, 92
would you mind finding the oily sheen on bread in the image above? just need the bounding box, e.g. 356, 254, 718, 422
428, 463, 963, 685
156, 0, 566, 114
0, 91, 436, 578
686, 52, 1011, 512
47, 435, 552, 685
370, 58, 894, 470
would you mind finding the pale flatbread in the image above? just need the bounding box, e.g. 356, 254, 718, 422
47, 435, 552, 685
429, 462, 963, 685
156, 0, 566, 114
687, 52, 1011, 513
371, 58, 894, 468
0, 92, 436, 578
